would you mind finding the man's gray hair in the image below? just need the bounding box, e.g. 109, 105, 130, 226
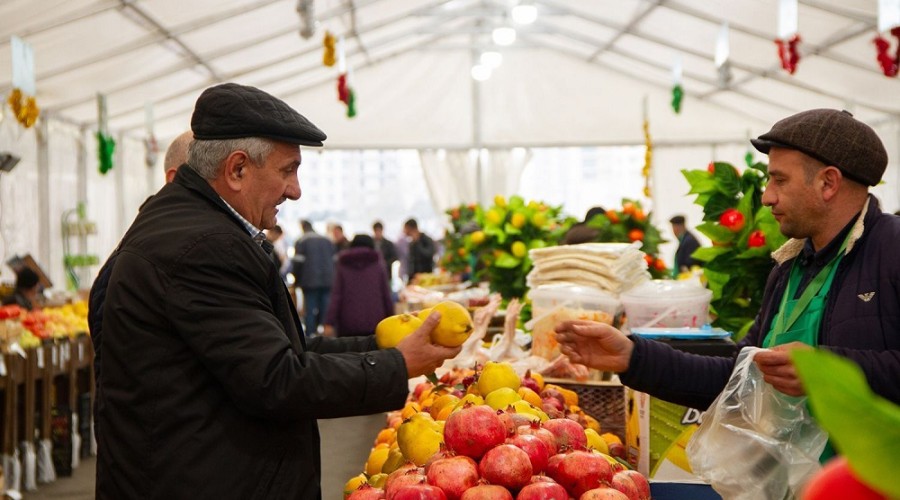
187, 137, 275, 180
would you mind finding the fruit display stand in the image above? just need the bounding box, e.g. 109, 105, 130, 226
543, 377, 626, 444
0, 334, 95, 495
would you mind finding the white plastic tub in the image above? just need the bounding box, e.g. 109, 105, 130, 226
621, 280, 712, 329
528, 284, 621, 360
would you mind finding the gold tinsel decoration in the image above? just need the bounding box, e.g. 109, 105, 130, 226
7, 88, 40, 128
323, 31, 336, 67
642, 119, 653, 197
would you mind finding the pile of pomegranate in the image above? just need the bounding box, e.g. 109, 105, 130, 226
346, 364, 651, 500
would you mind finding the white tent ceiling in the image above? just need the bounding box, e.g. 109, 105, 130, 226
2, 0, 899, 149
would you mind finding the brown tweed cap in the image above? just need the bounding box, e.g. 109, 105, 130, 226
751, 109, 887, 186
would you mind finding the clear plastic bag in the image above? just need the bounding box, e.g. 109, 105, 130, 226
687, 347, 828, 500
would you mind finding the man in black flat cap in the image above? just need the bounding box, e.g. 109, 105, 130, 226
553, 109, 900, 460
89, 83, 460, 499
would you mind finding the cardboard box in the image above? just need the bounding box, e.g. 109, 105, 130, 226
624, 338, 735, 481
625, 389, 704, 481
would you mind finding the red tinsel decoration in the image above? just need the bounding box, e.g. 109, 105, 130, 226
873, 26, 900, 77
337, 73, 350, 104
775, 34, 801, 74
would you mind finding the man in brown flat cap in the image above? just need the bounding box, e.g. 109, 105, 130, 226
89, 83, 460, 499
554, 109, 900, 456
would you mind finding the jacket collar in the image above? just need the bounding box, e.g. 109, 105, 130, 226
772, 194, 876, 265
173, 166, 250, 234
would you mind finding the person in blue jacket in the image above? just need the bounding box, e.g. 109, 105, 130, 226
556, 109, 900, 416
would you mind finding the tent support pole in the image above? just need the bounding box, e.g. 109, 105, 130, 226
36, 119, 52, 281
471, 41, 483, 205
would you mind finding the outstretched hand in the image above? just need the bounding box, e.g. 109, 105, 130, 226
395, 312, 462, 378
754, 342, 812, 396
554, 320, 634, 373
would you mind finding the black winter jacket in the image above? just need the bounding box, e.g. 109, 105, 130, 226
621, 196, 900, 410
88, 167, 409, 499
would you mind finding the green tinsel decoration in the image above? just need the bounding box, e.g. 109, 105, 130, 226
98, 132, 116, 174
745, 150, 754, 168
671, 84, 684, 114
346, 89, 357, 118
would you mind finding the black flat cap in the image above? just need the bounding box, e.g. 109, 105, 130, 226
191, 83, 326, 147
751, 109, 887, 186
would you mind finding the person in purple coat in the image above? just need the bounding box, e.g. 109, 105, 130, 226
324, 234, 395, 337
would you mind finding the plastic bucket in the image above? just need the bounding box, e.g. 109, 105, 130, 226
528, 284, 621, 360
621, 280, 712, 329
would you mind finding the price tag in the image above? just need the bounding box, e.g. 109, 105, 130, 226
62, 342, 71, 364
51, 345, 59, 367
36, 347, 44, 369
0, 356, 6, 377
78, 342, 84, 362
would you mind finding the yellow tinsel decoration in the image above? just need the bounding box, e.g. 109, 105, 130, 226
323, 31, 336, 67
642, 119, 653, 197
7, 88, 40, 129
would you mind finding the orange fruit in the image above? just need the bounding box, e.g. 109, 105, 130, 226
375, 427, 396, 446
401, 401, 422, 420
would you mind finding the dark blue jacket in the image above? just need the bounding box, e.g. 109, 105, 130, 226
621, 196, 900, 409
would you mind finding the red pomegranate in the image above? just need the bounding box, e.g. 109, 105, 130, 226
459, 484, 514, 500
445, 405, 507, 459
546, 451, 614, 498
479, 444, 533, 491
517, 423, 557, 455
384, 468, 427, 499
508, 434, 552, 474
516, 481, 568, 500
393, 484, 448, 500
616, 471, 650, 500
426, 456, 480, 500
610, 473, 639, 500
348, 484, 386, 500
542, 418, 587, 451
580, 487, 630, 500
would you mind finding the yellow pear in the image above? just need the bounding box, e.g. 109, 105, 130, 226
429, 301, 474, 347
397, 412, 443, 466
375, 314, 423, 349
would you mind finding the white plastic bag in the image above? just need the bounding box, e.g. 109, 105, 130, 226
687, 347, 827, 500
37, 438, 56, 483
19, 441, 35, 491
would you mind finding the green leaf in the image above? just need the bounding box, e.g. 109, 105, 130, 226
503, 223, 521, 236
683, 169, 718, 194
704, 192, 737, 221
712, 162, 741, 197
697, 222, 735, 244
791, 349, 900, 498
494, 252, 521, 269
691, 246, 730, 262
736, 246, 770, 260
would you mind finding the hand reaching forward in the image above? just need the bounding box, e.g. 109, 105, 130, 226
554, 320, 634, 373
754, 341, 812, 397
395, 311, 462, 378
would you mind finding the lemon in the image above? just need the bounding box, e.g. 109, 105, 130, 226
485, 387, 522, 411
429, 301, 474, 347
494, 194, 507, 207
585, 428, 610, 454
510, 213, 526, 228
365, 447, 390, 476
510, 400, 548, 422
453, 393, 485, 411
531, 212, 547, 227
367, 473, 388, 489
511, 241, 527, 258
344, 473, 367, 498
416, 307, 434, 322
397, 412, 443, 466
380, 447, 406, 475
470, 231, 486, 245
477, 361, 521, 395
486, 209, 503, 225
375, 313, 423, 349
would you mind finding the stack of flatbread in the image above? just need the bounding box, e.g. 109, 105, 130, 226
526, 242, 650, 295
